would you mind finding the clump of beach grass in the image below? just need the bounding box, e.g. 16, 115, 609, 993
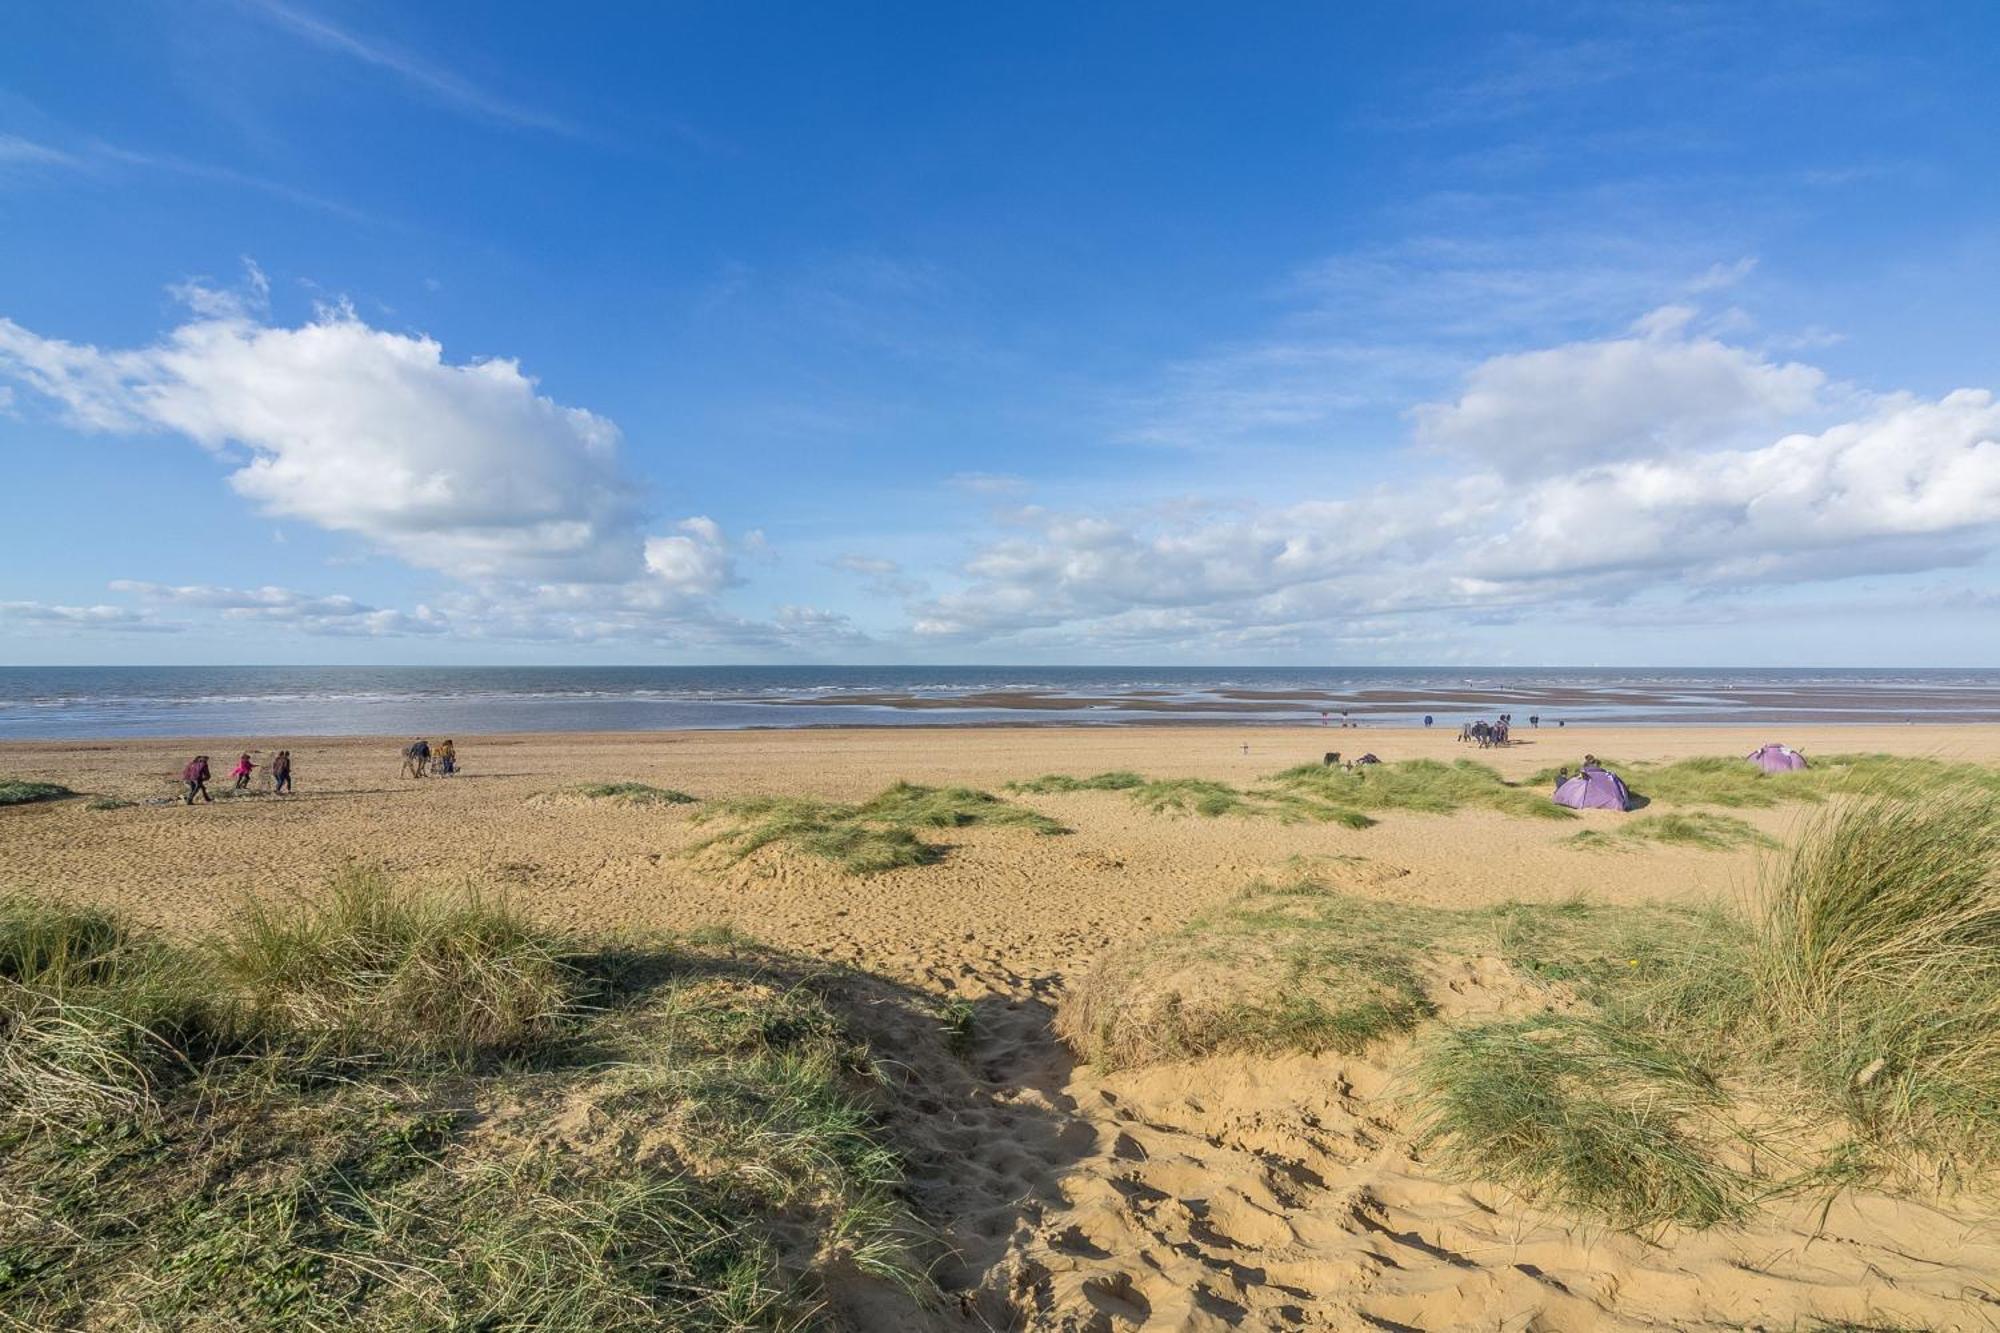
566, 781, 699, 806
1409, 1015, 1757, 1230
1564, 812, 1777, 853
1412, 797, 2000, 1228
1008, 771, 1374, 827
695, 781, 1067, 875
1750, 796, 2000, 1165
1529, 752, 2000, 810
0, 896, 229, 1130
1262, 757, 1575, 820
0, 880, 936, 1329
84, 796, 136, 811
1014, 758, 1597, 826
212, 867, 582, 1059
1007, 771, 1146, 794
0, 780, 74, 806
1057, 879, 1708, 1070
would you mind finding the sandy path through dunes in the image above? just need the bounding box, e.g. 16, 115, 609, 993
5, 723, 1999, 1329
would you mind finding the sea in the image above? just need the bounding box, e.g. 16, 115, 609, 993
1, 666, 1997, 739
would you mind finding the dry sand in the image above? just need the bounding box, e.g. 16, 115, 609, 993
4, 723, 1998, 1329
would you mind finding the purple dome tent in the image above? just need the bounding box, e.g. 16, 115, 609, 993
1747, 743, 1807, 773
1554, 764, 1632, 811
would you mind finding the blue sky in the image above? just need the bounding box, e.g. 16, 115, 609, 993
2, 0, 1997, 665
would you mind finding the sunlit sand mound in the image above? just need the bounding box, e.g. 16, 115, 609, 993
1024, 799, 2000, 1330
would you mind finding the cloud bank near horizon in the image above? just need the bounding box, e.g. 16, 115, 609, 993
2, 281, 1997, 659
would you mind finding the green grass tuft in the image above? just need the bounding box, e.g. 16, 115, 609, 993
566, 781, 699, 806
0, 780, 74, 806
1263, 758, 1576, 820
1011, 771, 1375, 827
1564, 812, 1777, 852
84, 796, 136, 812
695, 781, 1066, 875
213, 867, 583, 1058
1751, 797, 2000, 1164
1058, 881, 1713, 1071
1409, 1016, 1755, 1230
1412, 797, 2000, 1229
1007, 771, 1146, 793
1529, 752, 2000, 810
0, 883, 936, 1328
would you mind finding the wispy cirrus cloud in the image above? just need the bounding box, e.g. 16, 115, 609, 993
241, 0, 578, 136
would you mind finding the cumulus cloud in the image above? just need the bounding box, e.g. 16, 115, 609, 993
917, 326, 2000, 649
0, 291, 641, 580
642, 517, 737, 598
1412, 306, 1828, 470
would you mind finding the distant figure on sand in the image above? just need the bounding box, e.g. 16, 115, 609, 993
182, 755, 212, 805
272, 750, 293, 795
402, 739, 431, 778
231, 752, 255, 791
436, 739, 457, 776
1423, 714, 1433, 727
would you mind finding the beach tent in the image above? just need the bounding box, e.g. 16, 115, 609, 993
1747, 742, 1808, 773
1554, 764, 1632, 811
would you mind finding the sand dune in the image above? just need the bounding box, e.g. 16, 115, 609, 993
4, 723, 1997, 1328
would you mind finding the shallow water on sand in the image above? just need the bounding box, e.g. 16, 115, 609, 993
3, 666, 1998, 738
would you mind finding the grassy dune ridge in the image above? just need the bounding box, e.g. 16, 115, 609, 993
693, 781, 1068, 875
0, 871, 936, 1329
1064, 795, 2000, 1231
1013, 758, 1572, 827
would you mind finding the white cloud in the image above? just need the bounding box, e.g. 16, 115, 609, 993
0, 292, 644, 580
1412, 307, 1828, 471
244, 0, 576, 135
642, 517, 736, 598
828, 552, 924, 598
0, 600, 180, 633
916, 326, 2000, 650
109, 581, 449, 637
0, 134, 77, 168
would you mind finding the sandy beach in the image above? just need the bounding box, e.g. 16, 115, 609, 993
5, 723, 1999, 1330
3, 724, 1994, 974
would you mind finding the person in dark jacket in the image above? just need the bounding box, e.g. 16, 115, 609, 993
272, 750, 293, 795
401, 739, 431, 778
182, 755, 212, 805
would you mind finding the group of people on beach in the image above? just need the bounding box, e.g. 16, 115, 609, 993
400, 738, 457, 778
1455, 713, 1564, 748
180, 750, 292, 804
176, 738, 456, 805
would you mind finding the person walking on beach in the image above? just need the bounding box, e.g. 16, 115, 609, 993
182, 755, 212, 804
436, 739, 457, 777
230, 752, 255, 792
401, 739, 430, 778
272, 750, 292, 795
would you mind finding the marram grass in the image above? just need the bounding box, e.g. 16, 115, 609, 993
0, 877, 933, 1329
695, 780, 1067, 874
